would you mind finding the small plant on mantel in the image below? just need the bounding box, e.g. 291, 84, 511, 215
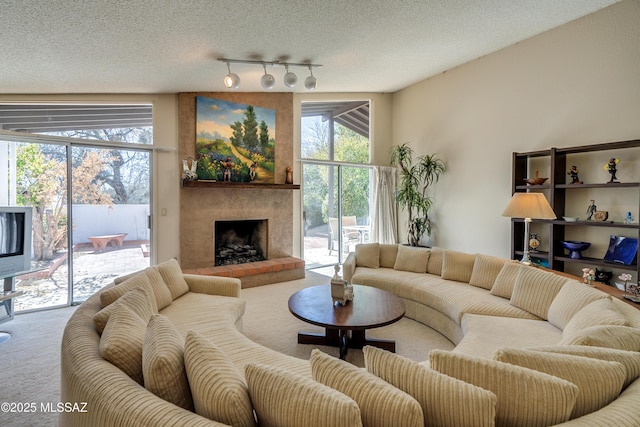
390, 142, 445, 246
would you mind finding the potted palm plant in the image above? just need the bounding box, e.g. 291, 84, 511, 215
390, 142, 445, 246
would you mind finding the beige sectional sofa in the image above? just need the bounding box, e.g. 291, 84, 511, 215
343, 243, 640, 426
61, 247, 640, 427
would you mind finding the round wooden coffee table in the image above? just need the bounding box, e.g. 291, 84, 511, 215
288, 284, 405, 359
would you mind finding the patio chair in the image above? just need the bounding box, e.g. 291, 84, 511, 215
328, 216, 360, 255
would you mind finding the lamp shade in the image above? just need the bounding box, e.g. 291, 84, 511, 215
501, 192, 556, 219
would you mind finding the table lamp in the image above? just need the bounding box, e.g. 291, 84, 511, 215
502, 192, 556, 264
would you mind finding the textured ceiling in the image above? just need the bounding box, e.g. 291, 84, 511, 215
0, 0, 620, 94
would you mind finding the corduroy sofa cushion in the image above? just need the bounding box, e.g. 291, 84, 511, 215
490, 262, 523, 299
154, 258, 190, 300
311, 349, 424, 427
509, 267, 568, 319
142, 314, 194, 411
99, 304, 147, 385
355, 243, 380, 268
559, 325, 640, 351
140, 267, 174, 310
363, 346, 496, 427
562, 298, 629, 336
245, 363, 362, 427
430, 349, 578, 427
494, 347, 626, 419
426, 246, 443, 275
184, 331, 256, 427
547, 280, 610, 330
106, 268, 173, 310
529, 345, 640, 389
93, 286, 157, 334
100, 272, 154, 307
469, 254, 510, 290
379, 244, 399, 268
394, 245, 430, 273
441, 250, 476, 283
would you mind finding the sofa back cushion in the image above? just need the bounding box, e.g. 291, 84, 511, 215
393, 245, 430, 274
99, 304, 147, 385
100, 273, 154, 308
379, 244, 399, 268
547, 280, 610, 330
184, 331, 256, 427
426, 246, 443, 275
355, 243, 380, 268
143, 314, 194, 411
154, 258, 190, 300
245, 363, 362, 427
430, 349, 578, 427
490, 262, 524, 299
93, 286, 157, 335
311, 349, 423, 427
530, 345, 640, 389
469, 255, 510, 290
364, 346, 496, 427
562, 298, 629, 336
560, 325, 640, 351
441, 250, 476, 283
509, 267, 568, 320
494, 348, 626, 419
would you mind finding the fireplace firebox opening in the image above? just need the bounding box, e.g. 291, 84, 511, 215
214, 219, 268, 266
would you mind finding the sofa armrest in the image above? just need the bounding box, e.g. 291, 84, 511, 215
343, 252, 356, 283
183, 274, 241, 297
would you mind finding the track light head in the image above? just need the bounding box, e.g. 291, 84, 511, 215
304, 66, 317, 90
261, 64, 275, 90
283, 65, 297, 88
223, 62, 240, 89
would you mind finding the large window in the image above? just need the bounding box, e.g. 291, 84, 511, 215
301, 101, 372, 273
0, 103, 153, 312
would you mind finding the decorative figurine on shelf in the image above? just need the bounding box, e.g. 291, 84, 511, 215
529, 233, 540, 252
595, 268, 613, 286
604, 157, 620, 183
181, 157, 198, 183
624, 211, 635, 225
567, 165, 582, 184
586, 200, 597, 220
582, 267, 595, 286
285, 166, 293, 184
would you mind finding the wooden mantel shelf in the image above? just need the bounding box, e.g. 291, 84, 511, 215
182, 180, 300, 190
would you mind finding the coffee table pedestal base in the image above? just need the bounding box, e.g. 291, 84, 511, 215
298, 328, 396, 360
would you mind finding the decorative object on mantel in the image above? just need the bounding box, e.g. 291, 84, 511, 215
181, 157, 198, 183
218, 58, 322, 90
502, 192, 556, 265
582, 267, 595, 286
562, 240, 591, 259
285, 166, 293, 184
567, 165, 583, 184
330, 264, 353, 305
585, 199, 609, 221
523, 170, 548, 185
195, 96, 276, 184
605, 157, 620, 183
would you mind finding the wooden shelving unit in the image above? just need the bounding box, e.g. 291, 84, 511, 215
510, 139, 640, 281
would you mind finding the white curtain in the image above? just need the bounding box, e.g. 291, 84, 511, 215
371, 166, 397, 243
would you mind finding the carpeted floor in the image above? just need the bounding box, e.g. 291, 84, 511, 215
0, 271, 454, 426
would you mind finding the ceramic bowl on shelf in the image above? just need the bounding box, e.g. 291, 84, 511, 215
562, 216, 579, 222
561, 240, 591, 259
523, 177, 549, 185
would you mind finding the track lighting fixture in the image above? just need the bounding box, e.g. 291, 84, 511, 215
217, 58, 321, 90
223, 62, 240, 89
304, 65, 317, 90
261, 64, 275, 90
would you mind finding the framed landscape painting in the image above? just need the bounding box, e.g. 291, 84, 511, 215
195, 96, 276, 183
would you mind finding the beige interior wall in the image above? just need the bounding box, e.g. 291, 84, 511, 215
0, 93, 180, 264
391, 0, 640, 259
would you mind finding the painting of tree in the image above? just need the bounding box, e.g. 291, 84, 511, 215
195, 96, 276, 183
